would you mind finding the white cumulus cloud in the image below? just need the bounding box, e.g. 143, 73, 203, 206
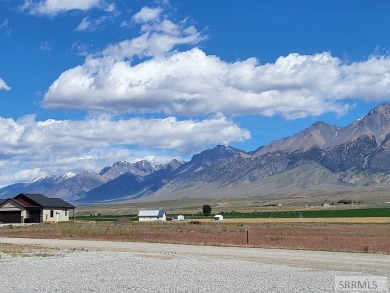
21, 0, 104, 16
0, 115, 249, 152
0, 114, 249, 186
0, 168, 46, 187
101, 8, 204, 60
43, 7, 390, 120
132, 6, 163, 24
0, 78, 10, 90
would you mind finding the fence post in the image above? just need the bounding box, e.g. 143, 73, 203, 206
246, 226, 249, 245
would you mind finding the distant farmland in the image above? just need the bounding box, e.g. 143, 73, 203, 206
76, 207, 390, 222
220, 208, 390, 218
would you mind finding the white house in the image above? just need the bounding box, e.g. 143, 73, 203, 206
177, 215, 185, 221
214, 214, 223, 220
138, 209, 166, 221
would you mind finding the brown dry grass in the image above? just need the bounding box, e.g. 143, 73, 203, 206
1, 220, 389, 254
0, 243, 60, 256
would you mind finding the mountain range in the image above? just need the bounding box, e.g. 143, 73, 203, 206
2, 103, 390, 204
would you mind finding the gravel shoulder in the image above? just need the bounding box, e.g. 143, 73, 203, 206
1, 237, 389, 292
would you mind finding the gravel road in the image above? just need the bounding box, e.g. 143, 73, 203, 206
0, 237, 389, 292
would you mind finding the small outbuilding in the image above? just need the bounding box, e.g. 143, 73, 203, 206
214, 214, 223, 221
177, 215, 185, 221
138, 209, 166, 221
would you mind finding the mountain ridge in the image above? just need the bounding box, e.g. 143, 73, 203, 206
2, 103, 390, 203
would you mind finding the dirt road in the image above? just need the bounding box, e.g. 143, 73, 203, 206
1, 237, 389, 292
1, 237, 389, 274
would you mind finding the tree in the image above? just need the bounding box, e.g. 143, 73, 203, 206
202, 204, 212, 216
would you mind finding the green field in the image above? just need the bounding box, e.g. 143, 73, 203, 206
76, 207, 390, 221
76, 214, 139, 221
220, 208, 390, 218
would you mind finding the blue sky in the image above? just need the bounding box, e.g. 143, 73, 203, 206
0, 0, 390, 186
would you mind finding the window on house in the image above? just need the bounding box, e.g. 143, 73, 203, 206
50, 210, 54, 217
65, 209, 68, 216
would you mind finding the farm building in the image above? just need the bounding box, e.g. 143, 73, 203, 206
0, 193, 75, 224
338, 199, 352, 204
138, 209, 166, 221
214, 214, 224, 220
177, 215, 185, 221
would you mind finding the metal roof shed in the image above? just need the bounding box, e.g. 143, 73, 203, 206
138, 209, 166, 221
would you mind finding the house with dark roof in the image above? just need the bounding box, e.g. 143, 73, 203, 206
138, 209, 166, 221
0, 194, 75, 224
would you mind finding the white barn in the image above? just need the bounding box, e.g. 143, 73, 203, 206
138, 209, 166, 221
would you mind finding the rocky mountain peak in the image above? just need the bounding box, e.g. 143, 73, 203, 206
99, 159, 163, 180
253, 121, 340, 156
310, 121, 330, 128
214, 145, 241, 155
300, 121, 340, 140
133, 160, 154, 170
368, 102, 390, 117
167, 159, 183, 170
191, 145, 242, 163
332, 102, 390, 147
30, 174, 58, 183
63, 172, 76, 179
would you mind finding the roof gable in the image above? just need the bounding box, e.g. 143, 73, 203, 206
0, 198, 27, 210
14, 197, 40, 207
14, 194, 75, 209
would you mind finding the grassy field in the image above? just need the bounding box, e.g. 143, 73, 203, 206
0, 219, 389, 254
75, 207, 390, 222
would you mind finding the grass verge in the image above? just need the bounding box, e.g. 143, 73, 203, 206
0, 243, 61, 258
